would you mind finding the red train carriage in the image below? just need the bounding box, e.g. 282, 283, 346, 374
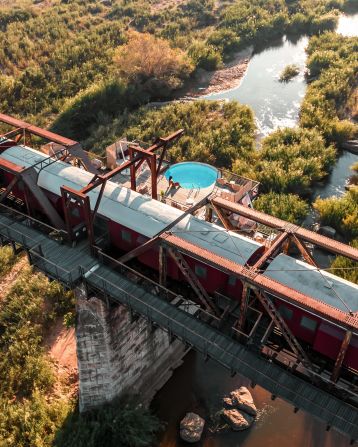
1, 143, 357, 371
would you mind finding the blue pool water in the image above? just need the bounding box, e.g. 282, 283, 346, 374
165, 162, 219, 189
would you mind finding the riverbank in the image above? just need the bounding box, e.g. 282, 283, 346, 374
184, 47, 253, 97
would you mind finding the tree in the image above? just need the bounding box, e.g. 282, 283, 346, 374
254, 192, 309, 223
113, 31, 193, 97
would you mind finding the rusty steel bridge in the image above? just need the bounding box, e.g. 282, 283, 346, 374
0, 114, 357, 443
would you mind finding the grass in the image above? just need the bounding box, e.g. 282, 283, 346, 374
279, 64, 300, 82
0, 246, 17, 276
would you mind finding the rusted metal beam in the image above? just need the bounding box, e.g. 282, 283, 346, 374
211, 202, 235, 231
0, 176, 19, 203
211, 197, 358, 261
21, 168, 65, 229
252, 231, 289, 271
331, 330, 352, 383
0, 157, 26, 173
291, 235, 318, 267
253, 290, 315, 374
161, 233, 358, 332
168, 247, 219, 315
159, 245, 167, 287
118, 194, 211, 264
237, 283, 250, 330
150, 153, 157, 199
2, 128, 23, 140
81, 130, 184, 195
0, 113, 78, 147
91, 181, 107, 226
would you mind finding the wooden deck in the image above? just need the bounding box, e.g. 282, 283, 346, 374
112, 162, 258, 211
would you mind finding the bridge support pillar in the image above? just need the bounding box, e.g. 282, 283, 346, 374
75, 287, 187, 412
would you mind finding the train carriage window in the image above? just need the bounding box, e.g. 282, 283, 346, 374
279, 305, 293, 320
228, 275, 236, 286
70, 207, 80, 218
121, 229, 131, 243
195, 265, 207, 279
300, 316, 317, 331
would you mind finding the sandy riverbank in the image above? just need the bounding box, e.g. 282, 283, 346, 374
187, 46, 253, 97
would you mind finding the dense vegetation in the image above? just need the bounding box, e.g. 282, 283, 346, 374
0, 246, 17, 275
314, 188, 358, 240
300, 32, 358, 145
313, 161, 358, 283
330, 239, 358, 284
279, 64, 300, 82
254, 192, 308, 223
84, 100, 255, 165
0, 256, 161, 446
54, 397, 162, 447
0, 263, 73, 446
0, 0, 349, 129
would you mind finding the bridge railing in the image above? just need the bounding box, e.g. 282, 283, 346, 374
0, 202, 68, 242
28, 248, 76, 286
82, 266, 358, 422
0, 219, 41, 249
95, 248, 178, 303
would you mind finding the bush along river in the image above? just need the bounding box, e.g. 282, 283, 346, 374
153, 13, 358, 447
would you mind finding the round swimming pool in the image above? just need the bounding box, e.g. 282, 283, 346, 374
165, 162, 219, 189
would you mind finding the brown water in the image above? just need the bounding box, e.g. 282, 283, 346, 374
153, 13, 358, 447
153, 352, 348, 447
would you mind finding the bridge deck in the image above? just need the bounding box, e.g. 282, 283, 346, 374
0, 210, 357, 442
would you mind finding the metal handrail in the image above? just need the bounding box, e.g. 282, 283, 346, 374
28, 247, 76, 285
0, 202, 67, 239
82, 268, 358, 418
95, 248, 177, 303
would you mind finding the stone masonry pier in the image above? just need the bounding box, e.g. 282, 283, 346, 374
76, 288, 187, 411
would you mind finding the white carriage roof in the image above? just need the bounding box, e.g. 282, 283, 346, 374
1, 145, 262, 266
264, 254, 358, 313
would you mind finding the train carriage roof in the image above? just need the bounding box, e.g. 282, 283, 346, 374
264, 254, 358, 313
1, 145, 262, 266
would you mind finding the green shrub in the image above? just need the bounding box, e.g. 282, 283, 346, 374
301, 33, 358, 145
330, 239, 358, 284
253, 127, 336, 195
207, 29, 241, 58
314, 187, 358, 239
189, 41, 223, 70
52, 80, 136, 140
54, 398, 162, 447
254, 192, 309, 223
279, 64, 300, 82
0, 246, 17, 276
84, 100, 256, 164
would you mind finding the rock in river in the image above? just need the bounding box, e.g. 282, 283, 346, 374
180, 412, 205, 443
228, 386, 257, 417
222, 408, 255, 431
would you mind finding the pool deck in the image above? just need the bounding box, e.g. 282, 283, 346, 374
110, 162, 259, 211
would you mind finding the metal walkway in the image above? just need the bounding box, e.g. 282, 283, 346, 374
0, 210, 357, 443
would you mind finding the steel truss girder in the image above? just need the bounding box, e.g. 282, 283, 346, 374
118, 194, 211, 264
253, 289, 315, 375
211, 197, 358, 261
168, 247, 219, 316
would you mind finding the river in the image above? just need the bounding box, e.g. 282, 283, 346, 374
154, 13, 358, 447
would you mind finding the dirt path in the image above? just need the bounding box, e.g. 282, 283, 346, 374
151, 0, 187, 11
46, 317, 78, 399
187, 47, 253, 97
0, 256, 28, 299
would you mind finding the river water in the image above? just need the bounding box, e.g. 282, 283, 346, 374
154, 14, 358, 447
